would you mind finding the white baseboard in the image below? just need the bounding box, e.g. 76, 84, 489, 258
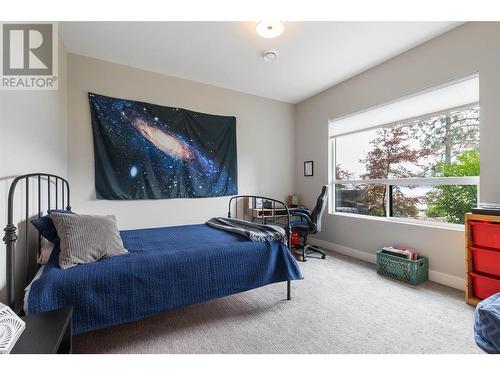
427, 270, 465, 291
309, 238, 376, 264
309, 237, 465, 291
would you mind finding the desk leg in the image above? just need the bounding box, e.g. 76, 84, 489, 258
287, 280, 291, 300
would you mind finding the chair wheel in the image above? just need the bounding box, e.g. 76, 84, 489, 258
322, 255, 326, 259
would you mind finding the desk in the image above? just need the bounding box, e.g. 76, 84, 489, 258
247, 207, 290, 220
243, 198, 308, 224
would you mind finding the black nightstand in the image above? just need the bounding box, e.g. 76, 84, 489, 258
11, 307, 73, 354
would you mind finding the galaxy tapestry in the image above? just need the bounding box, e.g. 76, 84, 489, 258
89, 93, 237, 200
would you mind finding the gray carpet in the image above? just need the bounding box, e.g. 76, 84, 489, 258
73, 250, 482, 354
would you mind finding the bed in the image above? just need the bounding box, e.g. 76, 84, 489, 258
4, 173, 302, 335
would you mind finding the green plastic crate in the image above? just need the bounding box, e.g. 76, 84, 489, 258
376, 250, 428, 285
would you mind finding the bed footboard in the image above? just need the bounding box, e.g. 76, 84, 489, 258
228, 195, 293, 300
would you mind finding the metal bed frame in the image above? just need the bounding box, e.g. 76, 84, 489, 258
228, 195, 292, 300
3, 175, 293, 311
3, 173, 71, 310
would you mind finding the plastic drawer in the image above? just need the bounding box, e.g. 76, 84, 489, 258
469, 221, 500, 249
470, 272, 500, 300
471, 246, 500, 277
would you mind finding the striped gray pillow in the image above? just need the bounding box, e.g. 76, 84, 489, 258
50, 213, 128, 269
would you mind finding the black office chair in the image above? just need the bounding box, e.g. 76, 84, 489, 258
290, 185, 329, 262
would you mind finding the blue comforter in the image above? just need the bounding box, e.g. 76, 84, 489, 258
27, 224, 302, 334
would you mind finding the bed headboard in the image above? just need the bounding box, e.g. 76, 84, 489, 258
3, 173, 70, 309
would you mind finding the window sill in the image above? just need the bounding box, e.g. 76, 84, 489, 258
329, 211, 465, 231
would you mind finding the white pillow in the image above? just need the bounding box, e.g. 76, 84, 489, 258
37, 242, 54, 265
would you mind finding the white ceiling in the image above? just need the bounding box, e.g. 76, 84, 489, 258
60, 22, 462, 104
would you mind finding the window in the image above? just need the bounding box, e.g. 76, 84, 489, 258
329, 75, 480, 226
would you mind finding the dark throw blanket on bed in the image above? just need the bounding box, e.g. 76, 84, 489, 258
27, 224, 302, 335
206, 217, 288, 243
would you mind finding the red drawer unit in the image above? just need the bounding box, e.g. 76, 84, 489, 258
470, 246, 500, 277
469, 221, 500, 249
470, 272, 500, 300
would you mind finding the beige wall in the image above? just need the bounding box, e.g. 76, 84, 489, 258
0, 38, 68, 305
67, 54, 295, 230
294, 22, 500, 289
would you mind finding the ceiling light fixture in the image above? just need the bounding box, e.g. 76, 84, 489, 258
256, 21, 284, 38
263, 51, 278, 62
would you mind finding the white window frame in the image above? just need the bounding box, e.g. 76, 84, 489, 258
329, 104, 480, 230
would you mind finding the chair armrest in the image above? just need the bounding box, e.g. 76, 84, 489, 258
292, 207, 310, 215
291, 212, 316, 229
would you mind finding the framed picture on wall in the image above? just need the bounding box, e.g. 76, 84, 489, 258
304, 160, 314, 177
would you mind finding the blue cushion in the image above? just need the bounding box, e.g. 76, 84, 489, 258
31, 209, 75, 243
474, 293, 500, 353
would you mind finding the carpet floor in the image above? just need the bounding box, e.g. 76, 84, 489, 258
73, 250, 482, 354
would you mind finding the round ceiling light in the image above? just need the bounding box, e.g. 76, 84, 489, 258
256, 21, 284, 38
262, 51, 278, 62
